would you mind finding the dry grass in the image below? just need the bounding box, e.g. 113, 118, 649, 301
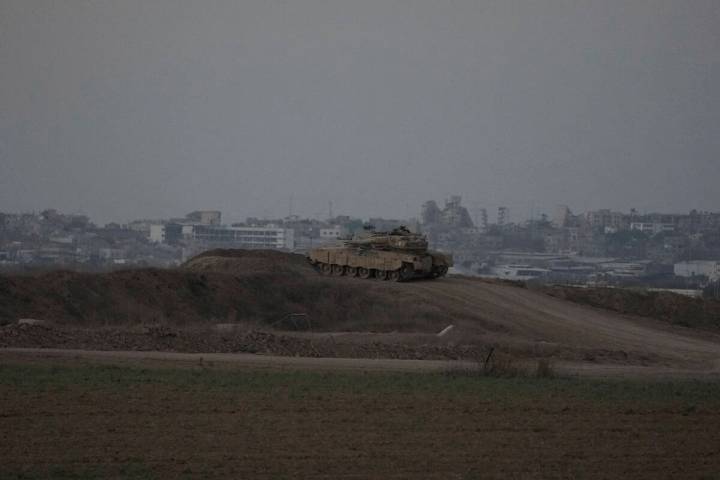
444, 348, 556, 379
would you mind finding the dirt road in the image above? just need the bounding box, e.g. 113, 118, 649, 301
396, 277, 720, 370
3, 347, 720, 379
0, 347, 468, 373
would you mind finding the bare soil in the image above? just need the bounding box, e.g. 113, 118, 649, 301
539, 283, 720, 329
0, 325, 488, 362
2, 359, 720, 479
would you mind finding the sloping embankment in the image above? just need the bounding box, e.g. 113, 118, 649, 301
0, 250, 450, 331
539, 285, 720, 330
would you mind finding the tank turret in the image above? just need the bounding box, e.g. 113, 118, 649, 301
345, 226, 428, 251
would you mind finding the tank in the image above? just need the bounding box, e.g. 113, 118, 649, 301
307, 226, 452, 281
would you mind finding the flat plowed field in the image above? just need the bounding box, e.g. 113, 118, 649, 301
2, 359, 720, 479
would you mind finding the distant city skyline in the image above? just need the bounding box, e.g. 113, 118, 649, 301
3, 201, 719, 228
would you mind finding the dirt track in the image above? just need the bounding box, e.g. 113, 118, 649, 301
3, 345, 720, 379
391, 277, 720, 371
0, 347, 468, 373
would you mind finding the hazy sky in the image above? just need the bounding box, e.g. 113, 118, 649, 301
1, 1, 718, 224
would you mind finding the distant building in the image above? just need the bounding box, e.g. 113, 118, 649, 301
497, 207, 508, 226
149, 224, 166, 243
191, 225, 294, 250
149, 223, 189, 245
553, 205, 571, 228
443, 196, 474, 228
630, 222, 675, 235
479, 208, 488, 230
600, 261, 649, 278
674, 261, 720, 280
586, 210, 626, 230
421, 196, 474, 229
127, 220, 156, 235
319, 226, 344, 239
185, 211, 221, 225
421, 201, 442, 225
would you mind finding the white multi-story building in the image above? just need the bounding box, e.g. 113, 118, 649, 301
149, 224, 166, 243
191, 225, 294, 250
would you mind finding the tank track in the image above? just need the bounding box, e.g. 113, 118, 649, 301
310, 261, 448, 282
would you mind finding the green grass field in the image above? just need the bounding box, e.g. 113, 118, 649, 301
3, 362, 720, 403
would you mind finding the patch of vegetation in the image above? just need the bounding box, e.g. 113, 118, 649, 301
2, 362, 720, 406
444, 350, 556, 379
0, 461, 154, 480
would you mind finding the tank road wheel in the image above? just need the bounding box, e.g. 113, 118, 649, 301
430, 265, 448, 278
387, 270, 401, 282
321, 263, 332, 275
398, 264, 415, 282
373, 269, 387, 280
358, 267, 371, 279
331, 264, 344, 276
346, 266, 358, 277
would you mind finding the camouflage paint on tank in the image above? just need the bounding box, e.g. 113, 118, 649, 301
307, 226, 452, 281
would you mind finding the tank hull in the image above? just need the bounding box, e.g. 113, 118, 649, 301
307, 247, 451, 281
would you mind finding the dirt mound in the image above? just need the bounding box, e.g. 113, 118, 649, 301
539, 285, 720, 330
0, 250, 453, 331
182, 249, 315, 277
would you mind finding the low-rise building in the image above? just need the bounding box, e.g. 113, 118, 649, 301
630, 222, 675, 235
674, 260, 720, 280
600, 261, 649, 278
319, 226, 344, 239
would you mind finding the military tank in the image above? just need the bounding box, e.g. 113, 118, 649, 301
307, 226, 452, 281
